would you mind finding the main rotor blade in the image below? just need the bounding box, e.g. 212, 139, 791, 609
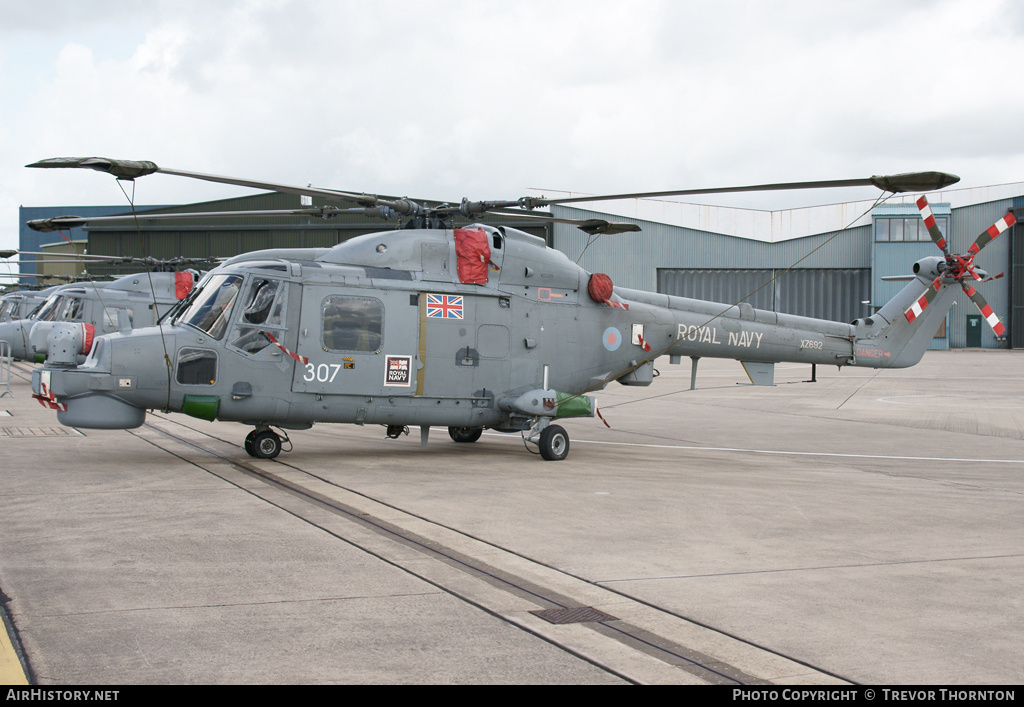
26, 157, 419, 215
5, 250, 216, 268
0, 272, 78, 281
25, 206, 398, 233
961, 282, 1006, 336
5, 250, 152, 262
482, 208, 642, 235
519, 171, 961, 209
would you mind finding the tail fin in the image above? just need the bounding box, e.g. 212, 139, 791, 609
852, 259, 956, 368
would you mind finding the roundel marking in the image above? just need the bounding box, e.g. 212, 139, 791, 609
602, 327, 622, 351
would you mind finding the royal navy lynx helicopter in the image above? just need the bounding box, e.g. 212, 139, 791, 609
0, 258, 201, 362
0, 285, 56, 324
23, 157, 1010, 461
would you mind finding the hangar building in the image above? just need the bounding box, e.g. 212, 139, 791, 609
546, 182, 1024, 350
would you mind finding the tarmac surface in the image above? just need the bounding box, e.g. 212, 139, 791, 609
1, 350, 1023, 685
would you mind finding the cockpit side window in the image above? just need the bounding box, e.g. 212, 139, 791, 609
242, 279, 281, 325
229, 277, 288, 355
60, 297, 83, 321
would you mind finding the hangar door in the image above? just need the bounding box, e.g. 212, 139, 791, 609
657, 268, 870, 324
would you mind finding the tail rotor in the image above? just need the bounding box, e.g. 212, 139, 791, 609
906, 196, 1016, 336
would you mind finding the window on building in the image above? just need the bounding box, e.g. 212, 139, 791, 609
874, 216, 948, 243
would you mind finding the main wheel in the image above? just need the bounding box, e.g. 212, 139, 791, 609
538, 424, 569, 461
244, 430, 257, 457
252, 430, 282, 459
448, 426, 483, 443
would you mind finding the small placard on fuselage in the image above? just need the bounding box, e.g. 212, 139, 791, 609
384, 355, 412, 387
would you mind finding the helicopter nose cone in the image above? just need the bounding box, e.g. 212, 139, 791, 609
32, 367, 146, 430
58, 392, 146, 429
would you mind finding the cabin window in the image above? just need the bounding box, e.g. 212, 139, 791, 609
229, 277, 289, 355
176, 347, 218, 385
321, 296, 383, 352
102, 307, 134, 329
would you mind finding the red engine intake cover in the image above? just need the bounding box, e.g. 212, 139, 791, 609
81, 323, 95, 355
587, 273, 614, 303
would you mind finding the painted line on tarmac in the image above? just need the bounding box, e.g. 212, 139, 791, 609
0, 618, 28, 685
564, 437, 1024, 465
876, 394, 1024, 409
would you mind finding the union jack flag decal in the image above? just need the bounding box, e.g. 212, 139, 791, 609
426, 294, 464, 319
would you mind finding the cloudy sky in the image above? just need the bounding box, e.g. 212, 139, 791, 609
2, 0, 1023, 255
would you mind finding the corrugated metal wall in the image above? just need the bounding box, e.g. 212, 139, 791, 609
552, 204, 872, 323
551, 205, 871, 293
657, 268, 870, 323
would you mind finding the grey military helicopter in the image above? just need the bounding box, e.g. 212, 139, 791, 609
0, 285, 57, 324
0, 259, 201, 362
24, 157, 1006, 462
0, 281, 97, 360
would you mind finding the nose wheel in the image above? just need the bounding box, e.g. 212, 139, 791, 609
538, 424, 570, 461
244, 427, 289, 459
522, 419, 571, 461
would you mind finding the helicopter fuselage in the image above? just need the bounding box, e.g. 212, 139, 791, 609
32, 224, 954, 458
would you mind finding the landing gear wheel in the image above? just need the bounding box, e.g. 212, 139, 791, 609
244, 431, 257, 457
252, 430, 282, 459
448, 426, 483, 443
538, 424, 569, 461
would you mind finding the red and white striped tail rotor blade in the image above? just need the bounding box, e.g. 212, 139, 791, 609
967, 211, 1017, 257
916, 196, 950, 256
904, 277, 943, 324
960, 282, 1006, 336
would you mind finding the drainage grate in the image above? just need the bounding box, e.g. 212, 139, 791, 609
530, 606, 617, 625
0, 427, 82, 437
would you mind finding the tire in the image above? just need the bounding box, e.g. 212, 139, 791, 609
538, 425, 569, 461
252, 430, 282, 459
448, 426, 483, 443
244, 431, 257, 457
